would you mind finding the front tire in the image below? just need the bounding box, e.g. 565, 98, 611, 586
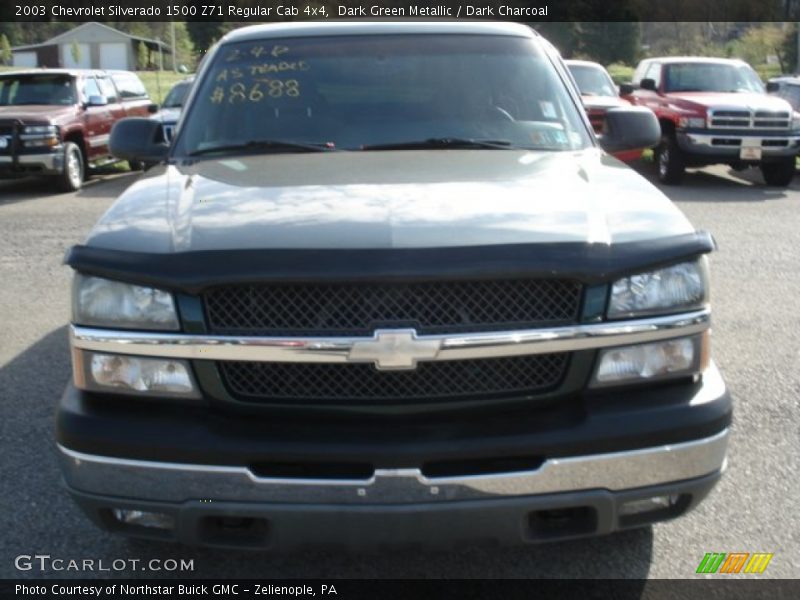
55, 142, 84, 192
656, 134, 685, 185
761, 158, 795, 187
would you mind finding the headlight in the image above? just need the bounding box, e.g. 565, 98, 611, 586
72, 274, 179, 330
22, 124, 59, 147
591, 334, 708, 387
72, 351, 199, 398
23, 124, 57, 135
608, 259, 708, 319
678, 116, 706, 129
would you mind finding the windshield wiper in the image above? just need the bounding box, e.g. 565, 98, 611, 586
361, 137, 524, 151
187, 139, 337, 157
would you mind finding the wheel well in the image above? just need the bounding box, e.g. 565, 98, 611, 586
63, 131, 86, 160
659, 119, 676, 137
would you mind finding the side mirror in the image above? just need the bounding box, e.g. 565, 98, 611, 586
766, 81, 780, 93
639, 78, 657, 92
619, 83, 635, 96
599, 107, 661, 154
147, 103, 159, 114
110, 118, 168, 164
86, 95, 108, 107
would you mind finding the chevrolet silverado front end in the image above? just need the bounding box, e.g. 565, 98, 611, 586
56, 22, 731, 549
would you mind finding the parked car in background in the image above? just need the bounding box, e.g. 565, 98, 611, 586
60, 22, 730, 549
767, 76, 800, 112
0, 69, 153, 192
150, 76, 194, 143
626, 57, 800, 186
565, 59, 643, 162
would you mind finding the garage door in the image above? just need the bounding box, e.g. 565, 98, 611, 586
61, 43, 91, 69
99, 43, 128, 71
12, 52, 37, 68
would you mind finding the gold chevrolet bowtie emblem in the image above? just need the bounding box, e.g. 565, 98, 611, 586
348, 329, 441, 370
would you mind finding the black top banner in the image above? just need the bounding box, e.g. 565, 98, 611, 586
0, 0, 795, 22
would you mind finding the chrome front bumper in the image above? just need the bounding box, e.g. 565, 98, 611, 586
58, 428, 729, 505
677, 131, 800, 157
0, 150, 63, 174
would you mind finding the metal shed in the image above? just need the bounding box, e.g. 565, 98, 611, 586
11, 22, 171, 71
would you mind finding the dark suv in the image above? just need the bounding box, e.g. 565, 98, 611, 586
59, 22, 730, 549
0, 69, 152, 192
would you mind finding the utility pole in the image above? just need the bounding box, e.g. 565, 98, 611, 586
171, 21, 177, 72
156, 37, 162, 104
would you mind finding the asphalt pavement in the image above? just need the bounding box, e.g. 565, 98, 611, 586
0, 162, 798, 579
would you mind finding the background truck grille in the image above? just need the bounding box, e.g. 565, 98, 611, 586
709, 109, 790, 129
204, 279, 583, 336
0, 121, 17, 155
162, 124, 175, 142
218, 353, 570, 405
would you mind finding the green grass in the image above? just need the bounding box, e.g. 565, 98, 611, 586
752, 63, 782, 83
606, 63, 635, 85
136, 70, 189, 104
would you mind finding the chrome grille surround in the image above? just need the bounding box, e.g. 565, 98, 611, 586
708, 108, 790, 130
70, 308, 711, 405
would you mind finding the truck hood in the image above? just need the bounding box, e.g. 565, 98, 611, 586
150, 107, 182, 124
85, 149, 694, 253
0, 104, 76, 124
665, 91, 792, 113
582, 96, 628, 110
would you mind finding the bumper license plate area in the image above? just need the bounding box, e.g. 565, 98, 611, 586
740, 139, 762, 160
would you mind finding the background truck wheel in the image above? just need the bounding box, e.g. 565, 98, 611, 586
760, 158, 796, 187
127, 160, 145, 171
656, 135, 685, 185
55, 142, 84, 193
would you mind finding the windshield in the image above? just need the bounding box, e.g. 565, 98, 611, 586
163, 81, 191, 108
780, 84, 800, 110
0, 74, 76, 106
664, 63, 765, 93
175, 34, 591, 156
568, 64, 617, 97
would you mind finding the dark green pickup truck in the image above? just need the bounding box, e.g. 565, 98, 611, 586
58, 22, 730, 549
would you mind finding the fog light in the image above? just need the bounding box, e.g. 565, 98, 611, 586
24, 138, 59, 147
112, 509, 174, 530
619, 495, 679, 516
88, 353, 196, 395
591, 336, 701, 386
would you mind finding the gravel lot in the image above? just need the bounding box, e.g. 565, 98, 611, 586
0, 162, 798, 579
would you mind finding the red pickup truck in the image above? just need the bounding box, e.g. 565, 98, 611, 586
0, 69, 154, 192
625, 57, 800, 186
565, 59, 642, 163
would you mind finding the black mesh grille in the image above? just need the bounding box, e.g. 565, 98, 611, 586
204, 279, 583, 336
219, 353, 570, 405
